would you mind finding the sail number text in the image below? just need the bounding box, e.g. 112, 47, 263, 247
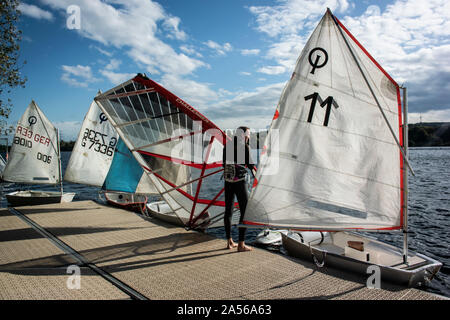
15, 125, 51, 147
304, 92, 339, 127
37, 152, 52, 164
81, 128, 117, 156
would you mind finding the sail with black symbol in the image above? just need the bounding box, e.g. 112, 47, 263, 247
244, 9, 405, 231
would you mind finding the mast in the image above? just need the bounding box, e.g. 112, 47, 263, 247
402, 87, 409, 264
57, 128, 63, 195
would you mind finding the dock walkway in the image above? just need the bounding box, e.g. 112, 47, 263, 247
0, 200, 445, 300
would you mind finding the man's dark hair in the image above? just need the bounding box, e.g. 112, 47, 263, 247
237, 126, 249, 132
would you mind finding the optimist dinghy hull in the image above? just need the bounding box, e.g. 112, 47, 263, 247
6, 190, 76, 207
105, 192, 147, 213
146, 201, 185, 226
281, 231, 442, 287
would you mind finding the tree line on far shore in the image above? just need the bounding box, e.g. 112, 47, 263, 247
1, 122, 449, 152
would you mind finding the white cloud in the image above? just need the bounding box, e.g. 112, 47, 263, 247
248, 1, 350, 75
241, 49, 260, 56
409, 109, 450, 124
41, 0, 206, 76
204, 40, 233, 56
240, 71, 252, 76
159, 74, 218, 110
163, 16, 187, 41
100, 70, 135, 85
258, 66, 286, 75
104, 59, 121, 71
205, 82, 287, 130
180, 45, 203, 58
90, 45, 113, 57
54, 121, 82, 141
61, 65, 99, 87
248, 0, 350, 38
18, 3, 53, 21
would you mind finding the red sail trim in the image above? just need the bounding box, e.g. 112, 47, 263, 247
142, 165, 227, 207
273, 109, 279, 120
137, 150, 222, 169
133, 75, 229, 145
397, 86, 405, 228
243, 220, 402, 231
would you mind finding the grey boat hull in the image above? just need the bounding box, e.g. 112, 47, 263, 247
281, 232, 442, 287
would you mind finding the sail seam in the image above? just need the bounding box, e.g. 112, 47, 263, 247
292, 73, 400, 117
278, 115, 400, 146
275, 154, 401, 190
256, 181, 399, 222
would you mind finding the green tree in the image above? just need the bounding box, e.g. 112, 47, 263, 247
0, 0, 27, 135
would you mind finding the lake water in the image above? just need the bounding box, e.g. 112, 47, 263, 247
1, 147, 449, 298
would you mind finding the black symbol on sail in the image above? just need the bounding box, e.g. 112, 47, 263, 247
99, 113, 108, 124
308, 47, 328, 74
304, 92, 339, 127
28, 116, 37, 126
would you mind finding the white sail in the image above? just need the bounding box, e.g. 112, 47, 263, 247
95, 74, 228, 229
64, 100, 119, 187
2, 100, 61, 185
244, 10, 405, 231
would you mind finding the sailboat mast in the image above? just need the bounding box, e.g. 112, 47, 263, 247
57, 128, 63, 195
402, 87, 409, 264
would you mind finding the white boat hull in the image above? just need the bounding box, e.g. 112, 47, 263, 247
146, 201, 186, 226
281, 231, 442, 287
5, 190, 76, 207
104, 192, 147, 213
146, 201, 214, 229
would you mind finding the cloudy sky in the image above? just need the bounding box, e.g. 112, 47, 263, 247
9, 0, 450, 140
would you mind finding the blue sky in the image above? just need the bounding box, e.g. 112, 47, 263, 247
8, 0, 450, 140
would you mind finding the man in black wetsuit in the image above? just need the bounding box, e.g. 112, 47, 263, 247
222, 126, 256, 252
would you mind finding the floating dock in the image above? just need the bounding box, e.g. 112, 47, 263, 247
0, 200, 445, 300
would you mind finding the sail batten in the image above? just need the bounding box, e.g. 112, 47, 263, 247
245, 9, 404, 231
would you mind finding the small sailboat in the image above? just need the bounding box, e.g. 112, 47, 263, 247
2, 100, 75, 206
243, 9, 442, 287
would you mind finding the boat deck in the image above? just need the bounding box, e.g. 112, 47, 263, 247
0, 200, 446, 300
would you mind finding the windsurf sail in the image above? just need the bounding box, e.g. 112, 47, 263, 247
102, 137, 158, 194
95, 74, 230, 229
2, 100, 61, 184
64, 98, 119, 187
244, 9, 406, 231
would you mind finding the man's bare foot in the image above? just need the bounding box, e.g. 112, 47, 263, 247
227, 239, 237, 249
237, 242, 252, 252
